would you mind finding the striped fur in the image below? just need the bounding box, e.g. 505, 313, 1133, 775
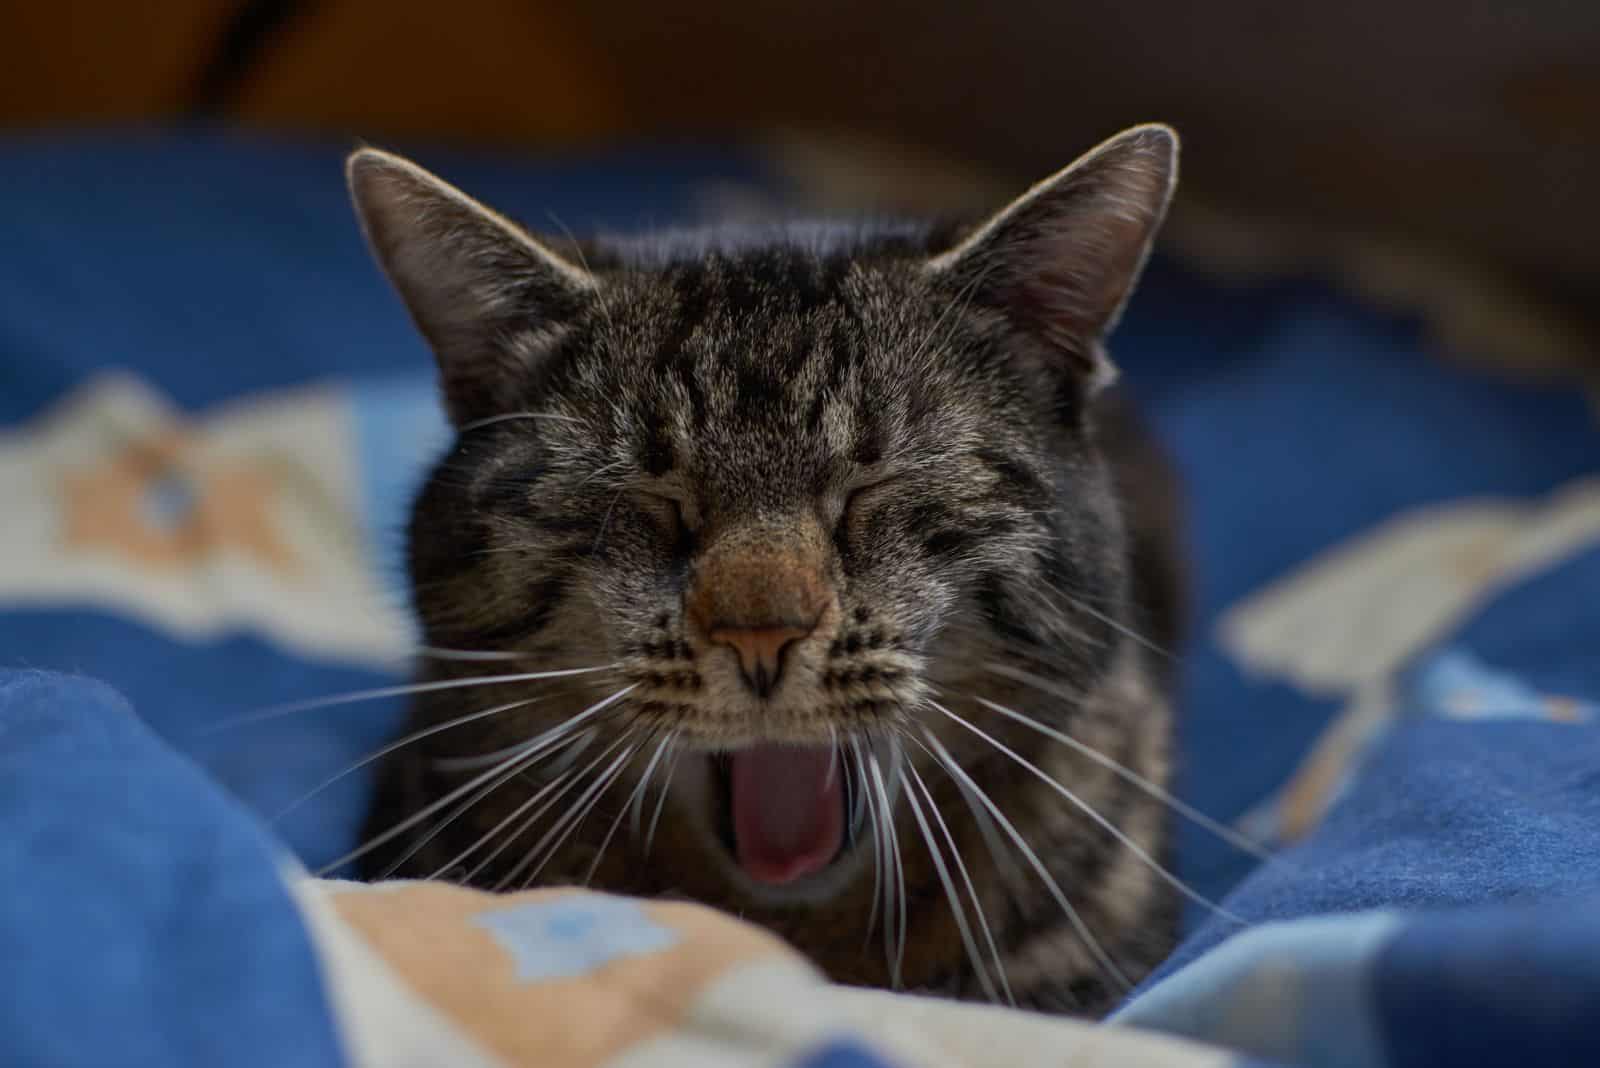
351, 126, 1185, 1016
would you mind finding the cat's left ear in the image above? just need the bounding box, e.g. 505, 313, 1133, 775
926, 124, 1177, 394
346, 147, 598, 425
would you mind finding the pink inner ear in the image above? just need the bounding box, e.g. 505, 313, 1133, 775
936, 128, 1175, 373
730, 744, 845, 884
1017, 199, 1163, 349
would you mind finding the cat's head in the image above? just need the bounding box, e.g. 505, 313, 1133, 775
349, 126, 1175, 935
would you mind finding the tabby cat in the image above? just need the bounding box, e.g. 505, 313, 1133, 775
350, 124, 1186, 1016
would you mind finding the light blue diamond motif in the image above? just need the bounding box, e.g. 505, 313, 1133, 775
472, 896, 679, 982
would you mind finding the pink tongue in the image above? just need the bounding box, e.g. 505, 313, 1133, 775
730, 744, 845, 885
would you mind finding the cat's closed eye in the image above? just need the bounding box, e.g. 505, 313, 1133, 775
636, 491, 692, 543
838, 476, 902, 535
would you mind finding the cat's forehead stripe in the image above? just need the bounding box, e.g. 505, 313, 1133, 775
634, 254, 892, 458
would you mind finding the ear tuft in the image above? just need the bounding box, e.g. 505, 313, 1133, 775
346, 147, 596, 425
927, 124, 1178, 392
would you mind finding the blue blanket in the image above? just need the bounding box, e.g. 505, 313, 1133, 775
0, 671, 344, 1067
2, 130, 1597, 1067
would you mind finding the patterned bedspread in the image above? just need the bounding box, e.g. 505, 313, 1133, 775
2, 132, 1597, 1067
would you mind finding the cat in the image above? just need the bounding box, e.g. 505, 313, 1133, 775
349, 124, 1186, 1016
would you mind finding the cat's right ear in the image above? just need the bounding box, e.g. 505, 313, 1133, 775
924, 125, 1177, 398
346, 147, 598, 425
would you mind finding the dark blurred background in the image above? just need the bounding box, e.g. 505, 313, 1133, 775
4, 1, 1598, 376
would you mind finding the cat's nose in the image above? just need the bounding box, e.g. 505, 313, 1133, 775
684, 518, 833, 699
707, 621, 816, 698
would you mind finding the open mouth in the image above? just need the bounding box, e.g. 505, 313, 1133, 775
711, 744, 865, 886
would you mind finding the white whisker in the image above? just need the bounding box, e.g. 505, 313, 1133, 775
316, 685, 635, 876
824, 724, 840, 789
274, 694, 546, 821
322, 744, 537, 877
428, 688, 612, 774
1057, 593, 1173, 661
546, 212, 615, 333
433, 724, 597, 773
208, 664, 619, 733
898, 746, 1003, 1004
523, 743, 638, 888
577, 458, 630, 489
456, 411, 586, 434
498, 740, 637, 891
589, 731, 674, 884
931, 699, 1242, 924
913, 728, 1131, 992
972, 673, 1277, 863
453, 733, 636, 882
852, 742, 885, 947
866, 748, 908, 989
903, 756, 1014, 1005
939, 619, 1103, 680
910, 259, 995, 369
590, 488, 628, 556
644, 744, 680, 858
440, 767, 580, 881
378, 736, 590, 880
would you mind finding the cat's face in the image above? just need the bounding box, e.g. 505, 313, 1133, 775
350, 127, 1181, 1004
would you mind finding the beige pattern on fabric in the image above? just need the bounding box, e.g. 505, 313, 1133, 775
328, 883, 808, 1068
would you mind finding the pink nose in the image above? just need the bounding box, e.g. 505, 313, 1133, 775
684, 518, 832, 699
707, 622, 817, 698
